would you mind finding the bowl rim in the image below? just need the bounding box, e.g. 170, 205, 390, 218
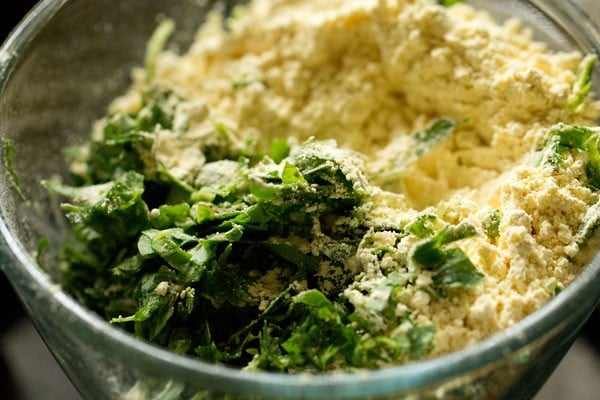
2, 0, 600, 398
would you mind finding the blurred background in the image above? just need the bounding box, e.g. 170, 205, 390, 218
0, 1, 599, 399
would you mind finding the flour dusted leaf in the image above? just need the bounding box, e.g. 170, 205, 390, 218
543, 123, 600, 189
411, 222, 483, 297
575, 199, 600, 245
413, 118, 458, 157
371, 118, 458, 189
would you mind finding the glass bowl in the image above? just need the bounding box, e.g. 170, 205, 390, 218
1, 0, 600, 399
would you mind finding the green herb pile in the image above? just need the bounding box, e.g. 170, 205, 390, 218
44, 86, 488, 372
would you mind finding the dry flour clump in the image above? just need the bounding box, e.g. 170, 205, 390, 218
59, 0, 600, 370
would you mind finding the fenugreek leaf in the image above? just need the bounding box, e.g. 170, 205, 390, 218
568, 53, 597, 110
413, 118, 457, 157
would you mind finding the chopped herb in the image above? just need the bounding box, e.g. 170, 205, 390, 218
48, 128, 483, 371
231, 75, 259, 90
546, 278, 563, 296
482, 209, 502, 240
574, 199, 600, 245
413, 118, 457, 157
74, 88, 179, 184
543, 123, 600, 189
411, 223, 483, 297
2, 139, 26, 200
438, 0, 464, 7
145, 18, 175, 84
247, 288, 435, 371
568, 53, 597, 110
44, 171, 149, 242
269, 138, 291, 163
36, 238, 50, 271
406, 214, 439, 238
371, 118, 459, 188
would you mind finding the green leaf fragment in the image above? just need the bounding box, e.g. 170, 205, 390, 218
545, 123, 600, 189
35, 238, 50, 271
192, 203, 215, 224
546, 278, 563, 296
568, 53, 597, 110
293, 289, 333, 310
269, 138, 291, 163
432, 248, 483, 289
406, 214, 438, 238
145, 19, 176, 83
46, 171, 149, 243
440, 222, 478, 244
438, 0, 464, 6
412, 223, 483, 295
281, 162, 307, 185
231, 75, 264, 91
406, 324, 436, 360
413, 118, 457, 157
112, 255, 144, 279
575, 198, 600, 245
150, 203, 193, 229
482, 209, 502, 240
263, 242, 319, 270
2, 139, 26, 200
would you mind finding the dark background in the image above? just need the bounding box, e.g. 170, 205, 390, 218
0, 1, 598, 399
0, 1, 38, 40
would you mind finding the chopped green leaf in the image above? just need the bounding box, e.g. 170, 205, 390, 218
438, 0, 464, 6
406, 214, 438, 238
145, 19, 176, 83
574, 199, 600, 245
431, 248, 483, 290
411, 223, 483, 296
150, 203, 193, 229
293, 289, 333, 310
568, 53, 597, 110
371, 118, 460, 189
142, 228, 196, 270
46, 171, 149, 242
36, 237, 50, 271
543, 123, 600, 189
269, 138, 291, 163
2, 139, 26, 200
413, 118, 457, 157
546, 278, 563, 296
231, 75, 258, 90
482, 209, 502, 240
281, 162, 307, 185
